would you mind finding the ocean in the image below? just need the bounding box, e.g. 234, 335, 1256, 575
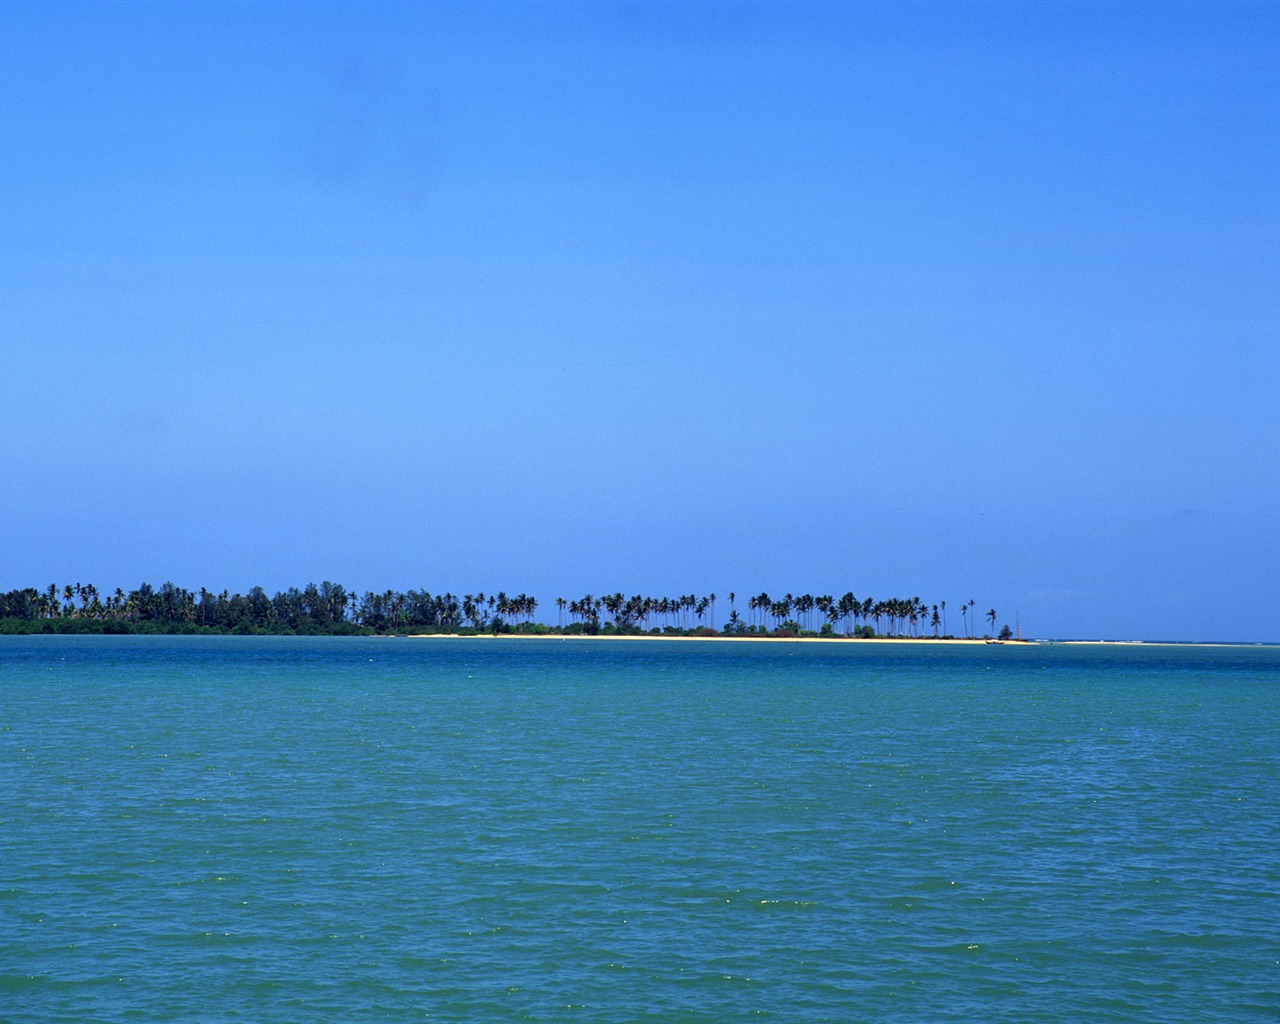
2, 636, 1277, 1023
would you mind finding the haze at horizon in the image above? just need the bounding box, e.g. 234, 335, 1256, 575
2, 1, 1277, 642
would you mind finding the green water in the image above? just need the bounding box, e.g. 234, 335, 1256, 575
2, 636, 1277, 1022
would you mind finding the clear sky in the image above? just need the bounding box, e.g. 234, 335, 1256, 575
2, 1, 1277, 641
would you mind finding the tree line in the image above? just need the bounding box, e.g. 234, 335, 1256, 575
0, 581, 1008, 639
0, 582, 535, 635
558, 591, 1005, 638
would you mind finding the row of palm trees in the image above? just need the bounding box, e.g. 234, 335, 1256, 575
558, 593, 717, 631
554, 591, 1001, 638
0, 582, 539, 634
0, 582, 1002, 638
364, 590, 539, 632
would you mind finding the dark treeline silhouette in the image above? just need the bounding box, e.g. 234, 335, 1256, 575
0, 582, 1009, 638
0, 582, 537, 635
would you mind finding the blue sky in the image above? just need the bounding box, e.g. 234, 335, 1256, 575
2, 1, 1277, 641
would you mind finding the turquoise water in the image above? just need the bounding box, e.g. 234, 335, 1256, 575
2, 636, 1278, 1023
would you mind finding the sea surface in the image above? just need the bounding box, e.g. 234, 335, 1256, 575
2, 636, 1278, 1023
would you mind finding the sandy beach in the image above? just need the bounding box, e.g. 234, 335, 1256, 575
396, 634, 1273, 648
401, 632, 1027, 645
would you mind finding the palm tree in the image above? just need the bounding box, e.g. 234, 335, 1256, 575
794, 594, 814, 630
602, 592, 622, 627
816, 595, 833, 630
986, 608, 997, 637
837, 592, 855, 634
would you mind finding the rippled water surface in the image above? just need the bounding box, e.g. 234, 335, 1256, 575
2, 636, 1278, 1022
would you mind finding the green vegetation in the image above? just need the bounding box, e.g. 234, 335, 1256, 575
0, 582, 540, 636
0, 583, 1014, 639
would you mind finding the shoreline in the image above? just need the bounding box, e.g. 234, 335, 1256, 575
400, 633, 1025, 645
394, 634, 1270, 648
